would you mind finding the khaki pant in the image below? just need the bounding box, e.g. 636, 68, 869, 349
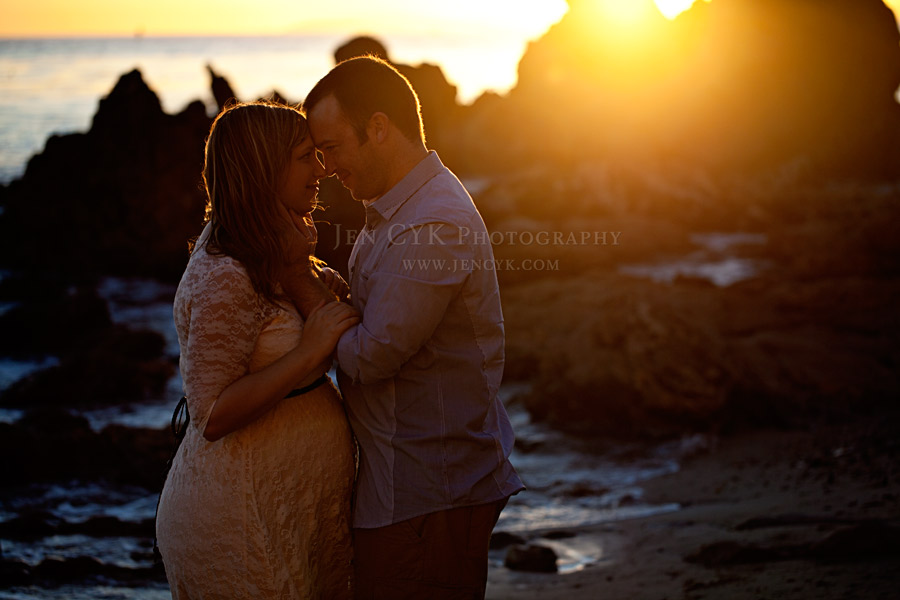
353, 498, 508, 599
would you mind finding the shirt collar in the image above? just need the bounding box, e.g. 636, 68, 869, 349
364, 151, 443, 227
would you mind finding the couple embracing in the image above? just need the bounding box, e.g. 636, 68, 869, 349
155, 56, 524, 599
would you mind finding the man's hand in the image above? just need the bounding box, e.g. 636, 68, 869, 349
317, 266, 350, 301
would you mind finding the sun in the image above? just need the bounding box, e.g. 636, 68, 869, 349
654, 0, 702, 20
584, 0, 658, 28
580, 0, 706, 31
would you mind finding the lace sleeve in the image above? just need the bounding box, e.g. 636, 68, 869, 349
179, 256, 264, 435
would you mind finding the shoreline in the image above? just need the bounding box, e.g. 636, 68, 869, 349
486, 412, 900, 599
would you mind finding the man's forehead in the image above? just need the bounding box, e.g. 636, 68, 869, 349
308, 95, 345, 125
307, 95, 349, 143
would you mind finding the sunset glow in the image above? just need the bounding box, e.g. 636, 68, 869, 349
591, 0, 658, 28
6, 0, 900, 38
0, 0, 568, 38
884, 0, 900, 20
653, 0, 702, 20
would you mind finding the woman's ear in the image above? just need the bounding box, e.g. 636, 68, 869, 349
367, 112, 389, 144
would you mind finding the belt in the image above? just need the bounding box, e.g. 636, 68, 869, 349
285, 374, 330, 399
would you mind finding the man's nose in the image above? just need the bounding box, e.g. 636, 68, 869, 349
319, 153, 336, 177
314, 155, 327, 180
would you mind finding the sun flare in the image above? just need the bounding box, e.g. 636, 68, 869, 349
585, 0, 657, 28
580, 0, 708, 36
654, 0, 701, 20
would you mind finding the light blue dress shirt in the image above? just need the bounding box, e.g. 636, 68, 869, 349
336, 151, 524, 528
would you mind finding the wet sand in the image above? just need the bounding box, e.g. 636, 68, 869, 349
486, 412, 900, 599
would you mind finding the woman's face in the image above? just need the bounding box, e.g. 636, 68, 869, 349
278, 137, 326, 214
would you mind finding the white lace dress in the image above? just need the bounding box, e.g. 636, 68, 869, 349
156, 227, 355, 599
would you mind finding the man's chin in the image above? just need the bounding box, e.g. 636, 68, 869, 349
347, 188, 374, 202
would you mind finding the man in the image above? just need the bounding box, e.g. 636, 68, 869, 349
284, 56, 523, 598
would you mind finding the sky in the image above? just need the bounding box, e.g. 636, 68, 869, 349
0, 0, 754, 38
1, 0, 570, 37
4, 1, 897, 42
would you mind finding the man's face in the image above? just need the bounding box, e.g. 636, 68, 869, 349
307, 94, 383, 202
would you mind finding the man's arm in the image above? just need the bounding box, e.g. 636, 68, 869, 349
335, 221, 474, 385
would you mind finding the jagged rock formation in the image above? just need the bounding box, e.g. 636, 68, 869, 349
207, 63, 237, 113
0, 69, 211, 282
463, 0, 900, 178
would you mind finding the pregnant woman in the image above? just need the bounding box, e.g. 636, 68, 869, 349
156, 101, 358, 599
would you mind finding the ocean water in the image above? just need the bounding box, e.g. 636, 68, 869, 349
0, 32, 532, 184
618, 232, 769, 286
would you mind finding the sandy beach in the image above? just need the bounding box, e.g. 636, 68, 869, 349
486, 411, 900, 599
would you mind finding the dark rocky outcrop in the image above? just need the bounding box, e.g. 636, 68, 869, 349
504, 543, 559, 573
503, 270, 900, 438
0, 280, 174, 409
685, 522, 900, 567
489, 531, 527, 550
462, 0, 900, 178
0, 324, 174, 408
207, 64, 237, 113
0, 69, 211, 282
0, 556, 166, 587
0, 409, 172, 488
0, 281, 110, 359
490, 155, 900, 439
0, 511, 156, 541
334, 36, 389, 63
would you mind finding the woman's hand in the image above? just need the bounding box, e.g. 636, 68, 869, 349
300, 300, 360, 363
317, 266, 350, 301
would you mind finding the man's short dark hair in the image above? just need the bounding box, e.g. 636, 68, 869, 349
304, 56, 425, 145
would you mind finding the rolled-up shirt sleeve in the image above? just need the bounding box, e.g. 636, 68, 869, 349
337, 221, 473, 385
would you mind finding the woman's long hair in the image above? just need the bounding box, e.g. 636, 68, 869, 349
198, 101, 308, 304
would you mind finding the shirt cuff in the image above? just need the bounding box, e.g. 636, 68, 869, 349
336, 324, 360, 383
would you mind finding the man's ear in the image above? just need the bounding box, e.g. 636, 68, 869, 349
367, 112, 389, 144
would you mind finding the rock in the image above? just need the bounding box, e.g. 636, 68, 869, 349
0, 555, 137, 587
812, 522, 900, 562
1, 324, 173, 408
30, 555, 166, 585
684, 540, 799, 567
334, 36, 389, 63
0, 284, 111, 359
685, 522, 900, 568
0, 68, 212, 282
0, 410, 173, 488
207, 64, 237, 113
502, 262, 900, 439
504, 543, 559, 573
543, 530, 577, 540
463, 0, 900, 178
0, 512, 155, 540
69, 515, 156, 538
489, 531, 526, 549
0, 510, 63, 541
32, 556, 106, 582
735, 513, 857, 530
0, 558, 32, 587
561, 482, 609, 498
